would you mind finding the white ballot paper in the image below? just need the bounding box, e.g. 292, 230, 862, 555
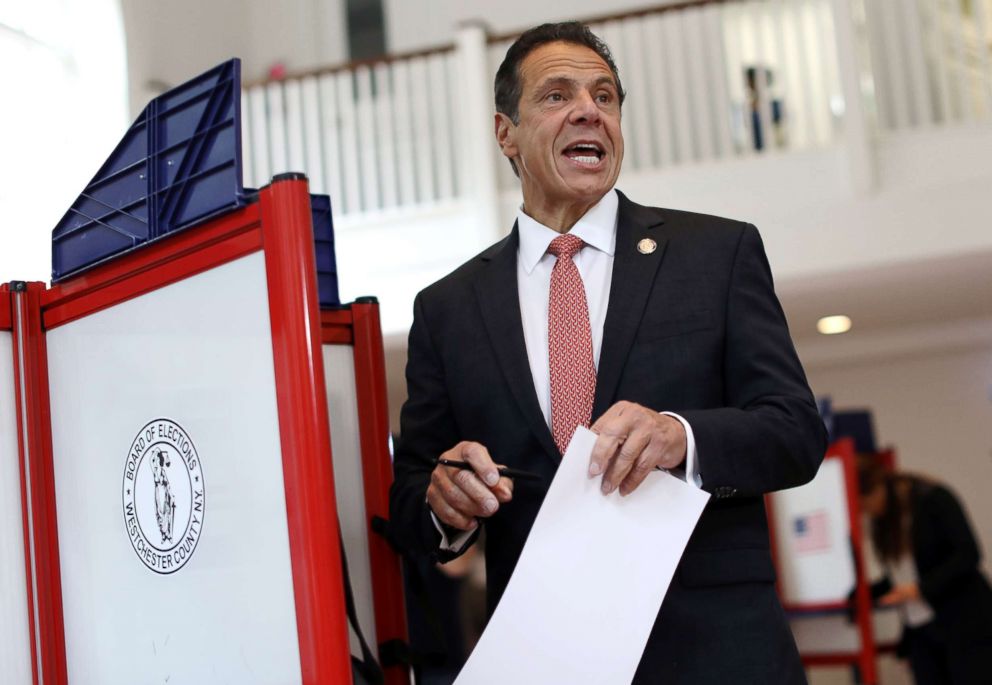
454, 427, 710, 685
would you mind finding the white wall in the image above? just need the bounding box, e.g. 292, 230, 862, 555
121, 0, 348, 116
334, 199, 493, 335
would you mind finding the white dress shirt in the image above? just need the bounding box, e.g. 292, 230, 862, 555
516, 188, 617, 423
436, 189, 699, 550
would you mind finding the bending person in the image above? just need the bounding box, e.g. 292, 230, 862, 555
858, 458, 992, 684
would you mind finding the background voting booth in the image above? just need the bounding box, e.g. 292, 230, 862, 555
768, 437, 901, 684
0, 60, 408, 684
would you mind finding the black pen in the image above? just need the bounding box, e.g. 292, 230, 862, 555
436, 458, 544, 482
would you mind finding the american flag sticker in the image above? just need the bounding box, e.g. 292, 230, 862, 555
792, 510, 831, 554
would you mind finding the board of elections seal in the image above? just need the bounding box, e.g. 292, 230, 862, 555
122, 418, 204, 574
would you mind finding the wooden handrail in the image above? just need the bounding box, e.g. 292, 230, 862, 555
243, 42, 456, 88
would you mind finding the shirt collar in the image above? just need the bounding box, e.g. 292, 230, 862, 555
517, 189, 619, 274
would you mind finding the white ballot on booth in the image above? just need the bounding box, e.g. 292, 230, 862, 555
455, 427, 710, 685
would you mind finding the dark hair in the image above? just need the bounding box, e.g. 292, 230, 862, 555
495, 21, 625, 124
857, 456, 909, 562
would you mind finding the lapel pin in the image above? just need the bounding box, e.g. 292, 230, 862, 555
637, 238, 657, 255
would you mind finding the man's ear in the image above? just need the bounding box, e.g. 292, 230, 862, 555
494, 112, 517, 159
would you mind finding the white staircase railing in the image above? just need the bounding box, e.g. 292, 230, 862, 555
240, 0, 992, 218
242, 46, 462, 217
862, 0, 992, 131
241, 0, 861, 218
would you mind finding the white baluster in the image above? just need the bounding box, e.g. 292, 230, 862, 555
643, 13, 675, 167
240, 90, 255, 188
816, 0, 844, 143
428, 53, 454, 201
621, 17, 655, 170
284, 79, 306, 173
722, 2, 752, 156
792, 0, 825, 143
456, 24, 502, 244
356, 65, 379, 211
336, 70, 363, 214
921, 0, 954, 123
249, 86, 270, 187
904, 0, 937, 126
971, 0, 992, 118
392, 60, 417, 207
409, 57, 436, 203
445, 52, 465, 197
686, 7, 716, 160
318, 73, 344, 214
777, 2, 807, 149
879, 0, 912, 128
662, 10, 695, 163
768, 0, 793, 150
830, 0, 877, 192
266, 82, 287, 175
301, 76, 324, 194
801, 0, 831, 143
374, 63, 398, 210
704, 4, 735, 159
947, 0, 974, 121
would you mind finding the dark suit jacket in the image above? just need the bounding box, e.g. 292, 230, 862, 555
390, 191, 827, 683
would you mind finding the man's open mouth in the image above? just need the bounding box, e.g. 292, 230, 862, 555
562, 142, 605, 166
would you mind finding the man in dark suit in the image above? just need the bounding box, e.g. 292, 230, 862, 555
390, 21, 826, 683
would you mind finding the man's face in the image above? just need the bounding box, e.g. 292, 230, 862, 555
496, 41, 624, 212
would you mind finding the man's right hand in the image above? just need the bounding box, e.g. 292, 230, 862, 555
427, 441, 514, 531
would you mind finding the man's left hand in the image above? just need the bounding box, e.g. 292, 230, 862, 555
588, 401, 687, 496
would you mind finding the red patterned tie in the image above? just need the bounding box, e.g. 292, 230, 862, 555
547, 234, 597, 455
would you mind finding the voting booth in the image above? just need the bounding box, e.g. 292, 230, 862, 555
321, 300, 409, 676
767, 438, 901, 684
3, 59, 408, 685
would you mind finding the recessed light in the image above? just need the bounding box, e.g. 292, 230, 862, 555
817, 315, 852, 335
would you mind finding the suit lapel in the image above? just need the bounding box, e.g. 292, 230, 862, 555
592, 192, 669, 420
474, 225, 560, 463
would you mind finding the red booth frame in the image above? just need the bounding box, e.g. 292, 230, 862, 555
321, 304, 409, 685
766, 437, 881, 684
7, 176, 408, 685
4, 284, 55, 685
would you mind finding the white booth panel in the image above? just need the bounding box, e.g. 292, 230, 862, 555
45, 253, 303, 684
323, 343, 378, 655
0, 331, 33, 684
772, 458, 855, 604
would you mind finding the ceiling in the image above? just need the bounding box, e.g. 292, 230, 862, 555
778, 248, 992, 344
